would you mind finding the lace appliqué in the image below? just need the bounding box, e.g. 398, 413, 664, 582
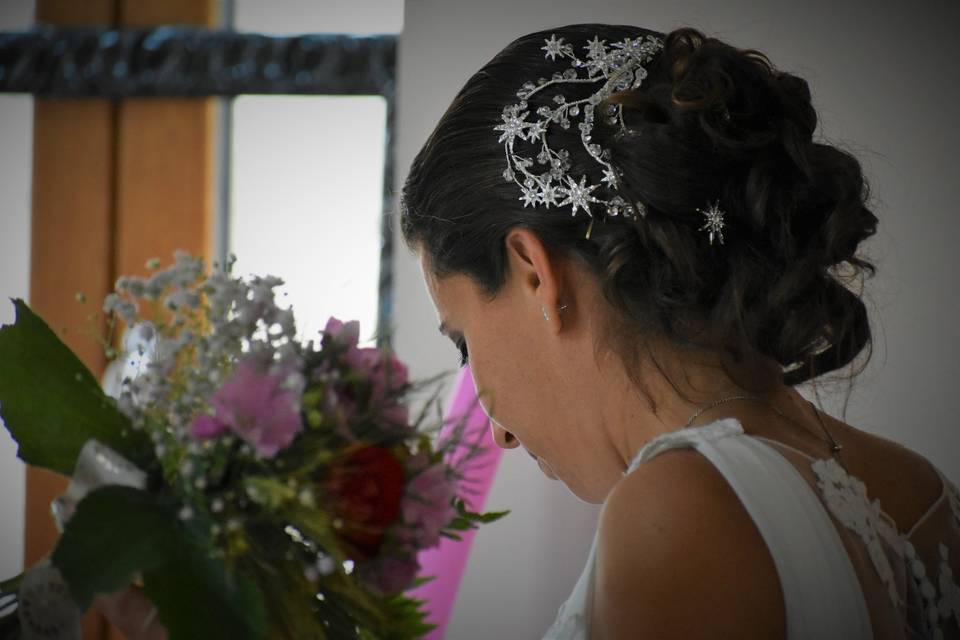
812, 457, 904, 606
935, 479, 960, 637
903, 538, 945, 639
935, 544, 960, 639
813, 457, 960, 640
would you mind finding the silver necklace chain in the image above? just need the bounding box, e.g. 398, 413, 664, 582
683, 394, 845, 465
683, 394, 758, 427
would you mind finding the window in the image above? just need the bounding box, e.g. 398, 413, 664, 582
229, 94, 387, 343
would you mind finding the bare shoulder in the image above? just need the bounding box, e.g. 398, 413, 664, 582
837, 422, 945, 531
592, 447, 784, 640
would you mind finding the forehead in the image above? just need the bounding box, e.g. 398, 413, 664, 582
418, 250, 440, 295
418, 250, 473, 315
418, 249, 451, 313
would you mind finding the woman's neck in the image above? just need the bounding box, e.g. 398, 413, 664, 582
584, 346, 798, 501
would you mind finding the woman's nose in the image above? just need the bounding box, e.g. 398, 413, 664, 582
491, 421, 521, 449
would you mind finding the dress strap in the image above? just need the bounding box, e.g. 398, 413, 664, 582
624, 418, 744, 476
626, 417, 873, 639
906, 465, 950, 538
701, 436, 873, 638
750, 434, 817, 463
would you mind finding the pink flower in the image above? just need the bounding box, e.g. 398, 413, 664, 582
323, 317, 379, 380
402, 464, 458, 549
357, 556, 420, 596
189, 414, 228, 439
370, 352, 409, 396
192, 357, 303, 458
363, 351, 410, 426
322, 317, 360, 350
322, 316, 410, 427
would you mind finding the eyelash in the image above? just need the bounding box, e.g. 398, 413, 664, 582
455, 338, 469, 368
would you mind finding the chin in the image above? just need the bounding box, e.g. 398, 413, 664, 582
566, 484, 605, 505
536, 456, 559, 480
537, 459, 604, 504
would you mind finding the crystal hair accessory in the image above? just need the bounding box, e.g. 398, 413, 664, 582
494, 32, 664, 220
697, 199, 726, 245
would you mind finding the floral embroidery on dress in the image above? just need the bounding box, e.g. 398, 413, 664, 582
548, 420, 960, 640
812, 457, 960, 640
937, 477, 960, 637
903, 538, 944, 639
937, 543, 960, 635
811, 457, 904, 607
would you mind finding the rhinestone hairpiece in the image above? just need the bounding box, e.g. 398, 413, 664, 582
697, 199, 726, 245
495, 32, 664, 220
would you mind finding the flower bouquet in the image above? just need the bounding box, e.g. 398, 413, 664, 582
0, 252, 506, 639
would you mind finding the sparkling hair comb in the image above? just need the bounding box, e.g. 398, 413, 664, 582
494, 32, 664, 220
697, 199, 726, 245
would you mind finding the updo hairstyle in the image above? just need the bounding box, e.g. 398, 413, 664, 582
400, 24, 879, 401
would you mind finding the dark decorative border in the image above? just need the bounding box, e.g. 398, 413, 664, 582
0, 26, 396, 97
0, 26, 397, 347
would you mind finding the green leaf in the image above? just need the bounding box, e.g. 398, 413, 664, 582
454, 498, 510, 525
142, 536, 267, 640
0, 571, 23, 596
52, 486, 173, 608
446, 517, 472, 531
0, 299, 151, 475
409, 574, 436, 588
52, 485, 266, 640
378, 591, 438, 638
469, 509, 511, 524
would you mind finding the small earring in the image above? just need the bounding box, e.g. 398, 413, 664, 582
542, 306, 550, 321
558, 304, 568, 314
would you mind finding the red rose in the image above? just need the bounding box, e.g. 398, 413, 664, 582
323, 445, 406, 560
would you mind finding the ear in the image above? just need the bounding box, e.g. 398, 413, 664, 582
503, 228, 565, 333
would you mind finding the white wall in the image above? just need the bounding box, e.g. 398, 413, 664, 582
233, 0, 403, 34
0, 0, 34, 581
228, 2, 402, 346
229, 95, 387, 345
393, 1, 960, 637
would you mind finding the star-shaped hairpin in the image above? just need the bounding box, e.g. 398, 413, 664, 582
696, 199, 726, 245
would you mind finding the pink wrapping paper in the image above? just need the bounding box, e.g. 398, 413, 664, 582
406, 367, 503, 639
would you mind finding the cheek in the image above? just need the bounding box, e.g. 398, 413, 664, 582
467, 328, 539, 434
467, 350, 504, 425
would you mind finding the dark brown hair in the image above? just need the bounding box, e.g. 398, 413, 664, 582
400, 24, 878, 405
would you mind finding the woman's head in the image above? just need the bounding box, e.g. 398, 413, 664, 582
401, 24, 879, 498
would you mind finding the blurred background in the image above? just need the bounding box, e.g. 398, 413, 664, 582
1, 0, 958, 638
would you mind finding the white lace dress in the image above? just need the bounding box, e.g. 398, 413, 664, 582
543, 417, 960, 639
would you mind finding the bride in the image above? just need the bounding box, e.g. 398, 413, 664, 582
102, 23, 959, 640
400, 23, 960, 640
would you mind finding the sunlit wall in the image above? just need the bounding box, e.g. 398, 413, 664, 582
0, 0, 34, 583
229, 95, 387, 344
228, 0, 403, 345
